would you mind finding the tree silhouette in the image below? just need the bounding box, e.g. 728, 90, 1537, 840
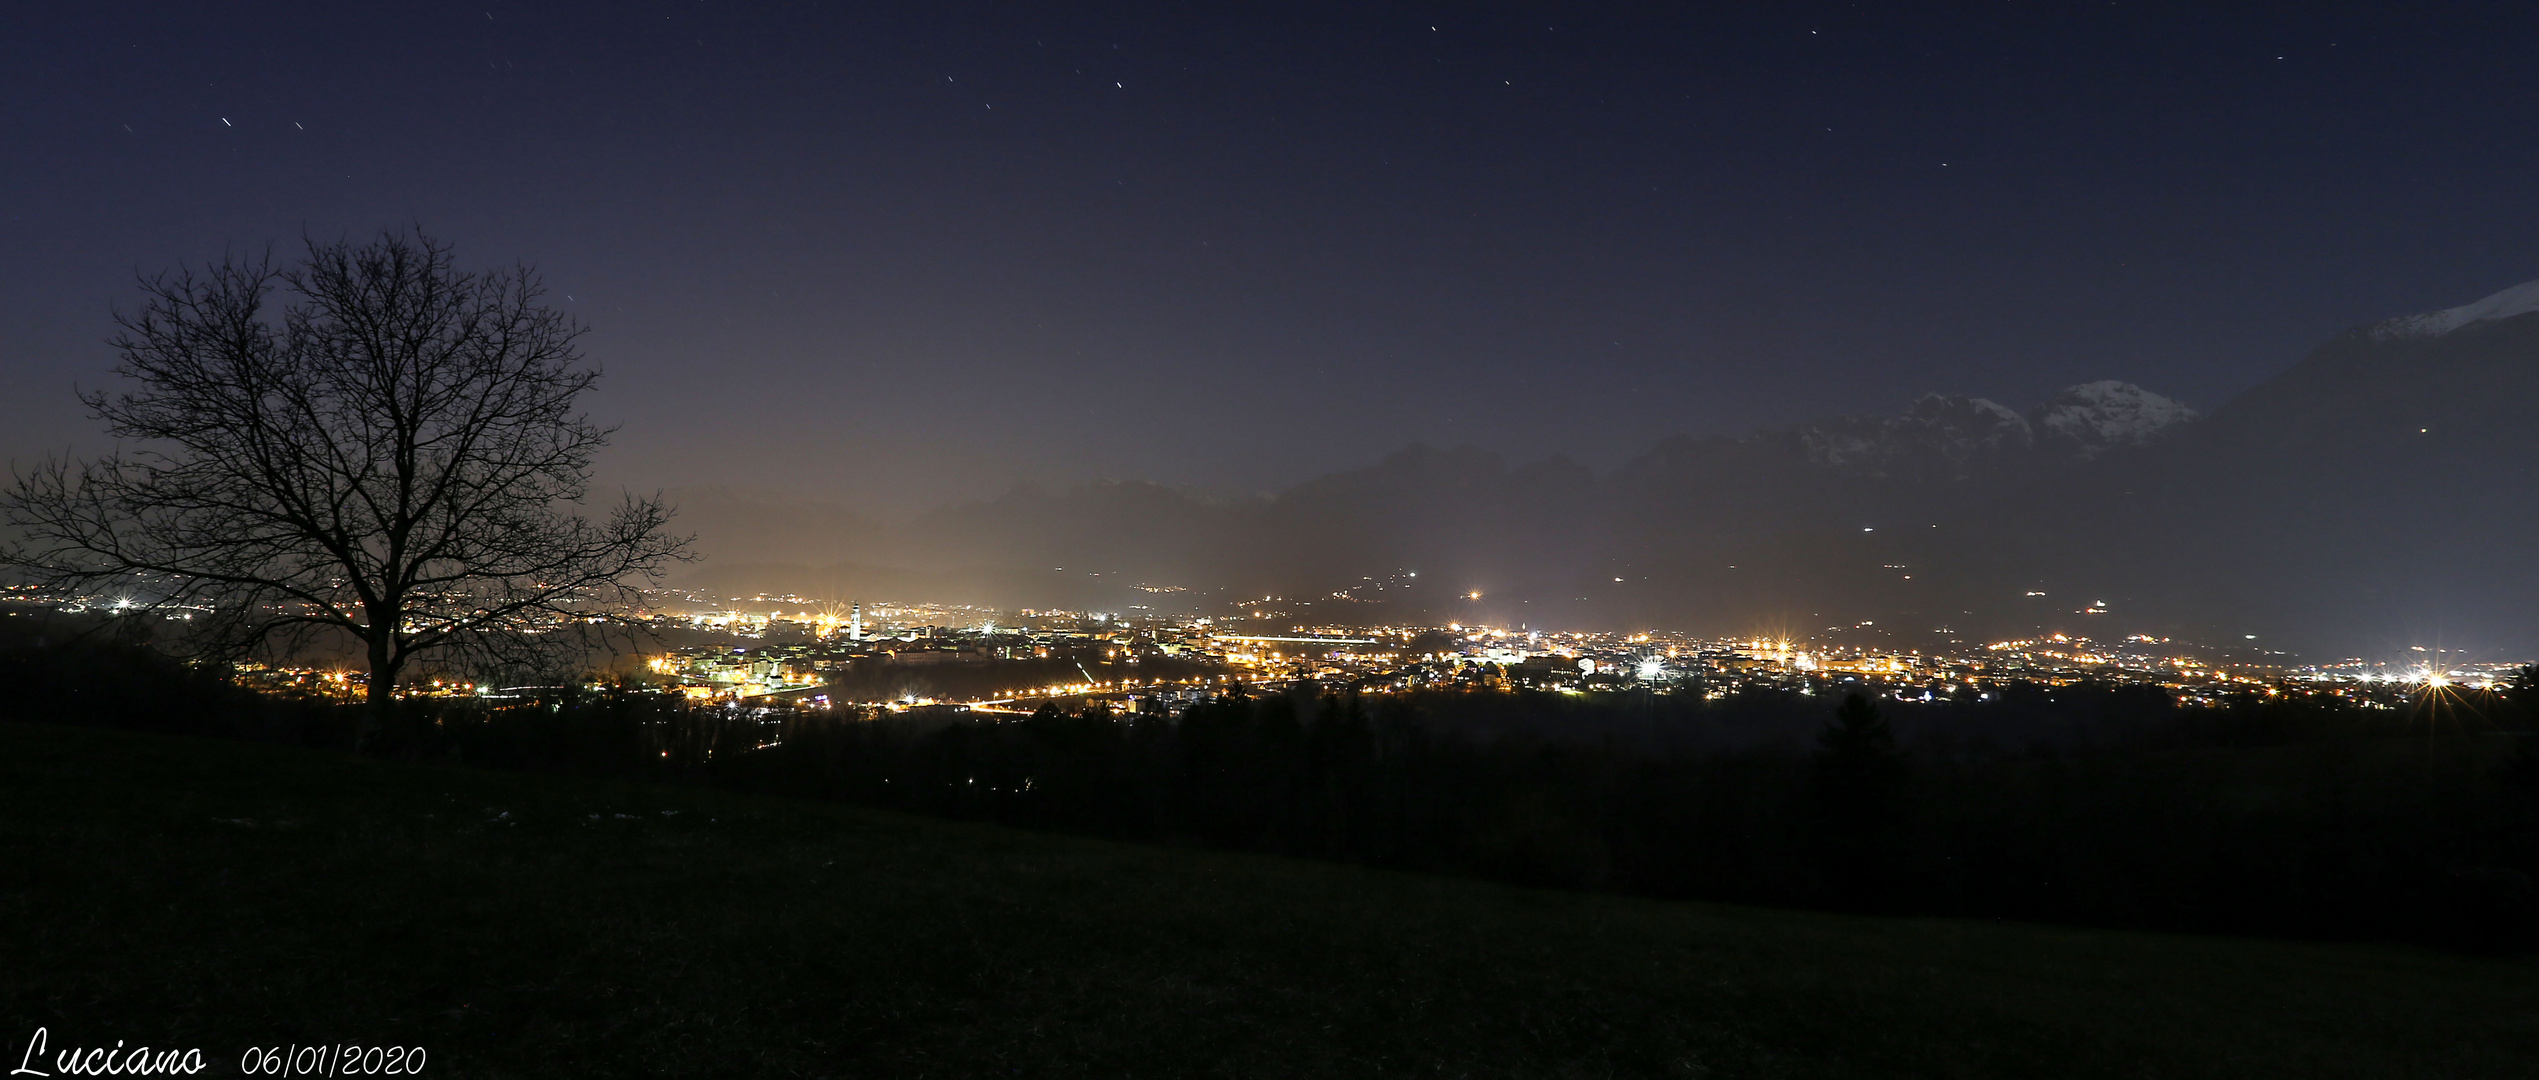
2, 230, 690, 732
2506, 664, 2539, 728
1812, 692, 1908, 909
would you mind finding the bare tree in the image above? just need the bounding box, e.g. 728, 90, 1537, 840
2, 230, 691, 730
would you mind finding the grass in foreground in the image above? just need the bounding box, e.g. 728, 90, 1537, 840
1, 722, 2534, 1078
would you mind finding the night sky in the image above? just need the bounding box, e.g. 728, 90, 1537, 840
6, 3, 2538, 516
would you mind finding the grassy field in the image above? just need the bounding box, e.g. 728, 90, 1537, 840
1, 722, 2534, 1078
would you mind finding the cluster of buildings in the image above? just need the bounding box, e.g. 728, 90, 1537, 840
630, 592, 2528, 717
6, 580, 2522, 712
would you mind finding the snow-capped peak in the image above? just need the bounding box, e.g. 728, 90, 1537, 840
2370, 277, 2539, 339
2034, 380, 2198, 458
1789, 382, 2192, 479
1908, 392, 2029, 433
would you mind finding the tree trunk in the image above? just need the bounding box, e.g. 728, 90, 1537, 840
359, 635, 396, 752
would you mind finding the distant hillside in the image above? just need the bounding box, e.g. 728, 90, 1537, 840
674, 278, 2539, 657
675, 381, 2203, 630
1945, 284, 2539, 655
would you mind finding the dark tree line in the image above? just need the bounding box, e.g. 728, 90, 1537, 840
7, 616, 2536, 952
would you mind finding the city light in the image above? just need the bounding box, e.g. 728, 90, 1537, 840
5, 578, 2521, 715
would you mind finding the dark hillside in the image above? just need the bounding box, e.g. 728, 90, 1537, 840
4, 721, 2537, 1078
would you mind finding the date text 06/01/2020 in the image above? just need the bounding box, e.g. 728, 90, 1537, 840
240, 1044, 427, 1076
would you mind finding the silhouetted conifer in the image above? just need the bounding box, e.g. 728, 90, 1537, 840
1811, 693, 1908, 910
2506, 665, 2539, 728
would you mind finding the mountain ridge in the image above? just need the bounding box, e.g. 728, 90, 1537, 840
670, 276, 2539, 658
